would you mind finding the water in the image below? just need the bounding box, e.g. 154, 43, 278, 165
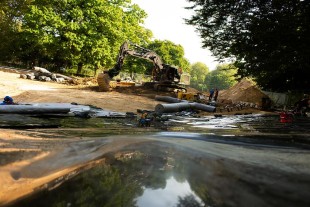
1, 113, 310, 207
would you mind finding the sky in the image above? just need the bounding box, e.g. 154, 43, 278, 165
131, 0, 219, 70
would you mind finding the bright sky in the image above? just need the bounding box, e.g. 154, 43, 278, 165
131, 0, 219, 70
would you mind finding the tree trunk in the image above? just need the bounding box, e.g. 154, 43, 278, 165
77, 62, 83, 75
94, 65, 98, 76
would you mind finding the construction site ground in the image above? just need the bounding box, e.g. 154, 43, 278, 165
0, 70, 273, 116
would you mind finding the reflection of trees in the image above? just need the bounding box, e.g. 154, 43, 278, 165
176, 194, 203, 207
14, 143, 172, 207
13, 142, 217, 207
166, 148, 216, 206
15, 163, 142, 207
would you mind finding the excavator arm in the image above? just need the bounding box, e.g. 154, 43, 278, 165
107, 41, 164, 79
97, 41, 182, 92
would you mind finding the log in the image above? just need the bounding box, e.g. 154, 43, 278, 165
33, 66, 51, 74
55, 73, 73, 81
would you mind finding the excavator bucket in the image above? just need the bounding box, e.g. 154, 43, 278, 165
97, 72, 111, 92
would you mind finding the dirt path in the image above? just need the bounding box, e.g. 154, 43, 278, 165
0, 71, 164, 113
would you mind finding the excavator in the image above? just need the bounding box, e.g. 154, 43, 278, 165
97, 41, 188, 92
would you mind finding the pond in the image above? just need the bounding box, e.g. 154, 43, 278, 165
1, 113, 310, 207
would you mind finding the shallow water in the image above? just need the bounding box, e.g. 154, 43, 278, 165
1, 113, 310, 207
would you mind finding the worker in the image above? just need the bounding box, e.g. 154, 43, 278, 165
0, 96, 16, 105
138, 111, 151, 127
209, 88, 214, 101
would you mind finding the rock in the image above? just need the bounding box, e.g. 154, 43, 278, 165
27, 74, 35, 80
38, 76, 46, 81
20, 74, 27, 79
33, 66, 51, 74
56, 78, 65, 82
51, 74, 57, 79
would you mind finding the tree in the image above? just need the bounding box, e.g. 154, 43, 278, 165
2, 0, 150, 74
0, 0, 31, 63
147, 40, 191, 74
205, 64, 237, 90
189, 62, 209, 91
186, 0, 310, 92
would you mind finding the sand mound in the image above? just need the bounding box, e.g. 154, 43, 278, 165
218, 78, 268, 106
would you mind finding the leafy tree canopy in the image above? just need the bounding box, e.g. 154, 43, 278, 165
1, 0, 151, 74
147, 40, 191, 73
0, 0, 30, 61
189, 62, 209, 91
186, 0, 310, 92
205, 64, 238, 90
190, 62, 209, 83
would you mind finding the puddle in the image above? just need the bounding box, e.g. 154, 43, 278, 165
1, 113, 310, 207
6, 137, 310, 207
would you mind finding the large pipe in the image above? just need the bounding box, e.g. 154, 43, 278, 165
155, 102, 191, 113
0, 104, 71, 114
155, 102, 216, 113
154, 95, 184, 103
190, 102, 216, 112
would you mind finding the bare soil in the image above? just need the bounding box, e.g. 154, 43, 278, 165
0, 70, 167, 113
0, 70, 273, 115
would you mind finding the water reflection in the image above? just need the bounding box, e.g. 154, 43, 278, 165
136, 177, 203, 207
1, 113, 310, 207
8, 137, 310, 207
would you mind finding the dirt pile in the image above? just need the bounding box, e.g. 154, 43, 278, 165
218, 78, 269, 106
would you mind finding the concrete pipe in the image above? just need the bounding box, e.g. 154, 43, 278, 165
190, 103, 216, 112
155, 102, 216, 113
155, 102, 192, 113
155, 95, 183, 103
0, 105, 71, 114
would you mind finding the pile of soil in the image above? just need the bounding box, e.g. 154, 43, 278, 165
218, 78, 269, 106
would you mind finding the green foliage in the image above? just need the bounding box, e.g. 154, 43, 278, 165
0, 0, 150, 74
0, 0, 30, 62
205, 64, 238, 90
190, 62, 209, 91
186, 0, 310, 92
147, 39, 191, 74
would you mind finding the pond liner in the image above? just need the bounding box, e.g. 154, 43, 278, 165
155, 102, 216, 113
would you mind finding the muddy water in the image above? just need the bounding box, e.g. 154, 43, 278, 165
1, 114, 310, 207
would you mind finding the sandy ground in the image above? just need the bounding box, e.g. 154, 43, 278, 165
0, 70, 269, 115
0, 71, 166, 113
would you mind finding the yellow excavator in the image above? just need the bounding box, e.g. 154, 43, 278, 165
97, 41, 188, 92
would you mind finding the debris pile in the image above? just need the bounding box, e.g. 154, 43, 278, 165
19, 66, 72, 83
218, 78, 269, 109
